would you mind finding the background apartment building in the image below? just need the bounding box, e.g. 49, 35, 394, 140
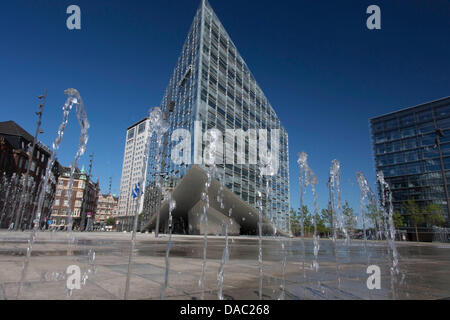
0, 120, 60, 229
117, 118, 150, 231
96, 193, 118, 225
371, 97, 450, 234
51, 166, 99, 230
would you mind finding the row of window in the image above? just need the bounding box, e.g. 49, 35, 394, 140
374, 135, 450, 155
372, 102, 450, 133
381, 157, 450, 177
376, 144, 450, 166
373, 120, 450, 144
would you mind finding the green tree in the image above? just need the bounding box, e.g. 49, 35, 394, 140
342, 201, 356, 236
393, 212, 404, 228
289, 208, 301, 236
300, 205, 313, 235
403, 200, 423, 242
321, 202, 333, 236
316, 211, 328, 236
367, 203, 383, 237
423, 204, 445, 227
106, 217, 115, 227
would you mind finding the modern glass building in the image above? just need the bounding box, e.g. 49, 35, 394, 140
371, 97, 450, 226
142, 0, 290, 233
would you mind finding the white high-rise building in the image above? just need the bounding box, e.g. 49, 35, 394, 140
117, 118, 150, 231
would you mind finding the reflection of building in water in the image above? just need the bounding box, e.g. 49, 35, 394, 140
142, 0, 290, 235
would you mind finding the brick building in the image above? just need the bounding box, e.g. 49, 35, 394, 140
96, 193, 118, 225
0, 120, 59, 229
50, 166, 99, 230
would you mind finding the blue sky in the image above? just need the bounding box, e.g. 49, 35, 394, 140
1, 0, 449, 217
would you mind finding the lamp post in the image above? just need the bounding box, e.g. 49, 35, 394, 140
80, 153, 94, 231
15, 90, 47, 230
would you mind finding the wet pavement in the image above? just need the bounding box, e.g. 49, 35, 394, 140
0, 231, 449, 300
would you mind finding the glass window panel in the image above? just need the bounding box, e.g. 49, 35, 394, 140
440, 130, 450, 143
374, 133, 385, 143
394, 153, 404, 164
376, 144, 386, 154
401, 126, 416, 138
372, 122, 383, 132
416, 110, 433, 122
385, 142, 393, 153
385, 118, 398, 130
426, 159, 441, 172
438, 118, 450, 129
435, 105, 450, 117
441, 143, 450, 156
400, 114, 415, 127
404, 150, 419, 162
403, 138, 418, 150
385, 154, 394, 165
444, 157, 450, 170
376, 156, 385, 166
138, 122, 146, 135
421, 134, 435, 146
418, 122, 435, 134
406, 163, 422, 174
386, 130, 400, 141
392, 141, 402, 152
423, 147, 438, 159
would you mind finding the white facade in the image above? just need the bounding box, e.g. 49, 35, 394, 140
118, 118, 150, 220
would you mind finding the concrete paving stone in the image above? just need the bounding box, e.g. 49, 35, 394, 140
0, 231, 449, 300
3, 280, 117, 300
95, 274, 182, 300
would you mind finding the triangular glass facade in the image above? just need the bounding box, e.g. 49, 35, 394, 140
145, 0, 290, 233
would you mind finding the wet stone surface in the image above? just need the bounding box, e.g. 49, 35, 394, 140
0, 231, 449, 300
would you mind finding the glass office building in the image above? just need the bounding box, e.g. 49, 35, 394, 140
143, 0, 290, 232
371, 97, 450, 225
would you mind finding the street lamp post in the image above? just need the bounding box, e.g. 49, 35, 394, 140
80, 153, 94, 231
15, 90, 47, 230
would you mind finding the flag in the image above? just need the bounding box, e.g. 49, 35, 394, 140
132, 183, 142, 199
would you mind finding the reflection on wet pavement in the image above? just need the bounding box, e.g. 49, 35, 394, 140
0, 231, 449, 300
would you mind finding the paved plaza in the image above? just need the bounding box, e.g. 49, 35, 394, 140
0, 231, 449, 300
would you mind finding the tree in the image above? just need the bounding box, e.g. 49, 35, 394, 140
393, 212, 404, 228
316, 212, 328, 236
289, 208, 301, 236
321, 202, 333, 236
106, 217, 115, 227
301, 205, 313, 235
367, 203, 383, 238
423, 204, 445, 227
342, 201, 356, 236
403, 200, 423, 242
